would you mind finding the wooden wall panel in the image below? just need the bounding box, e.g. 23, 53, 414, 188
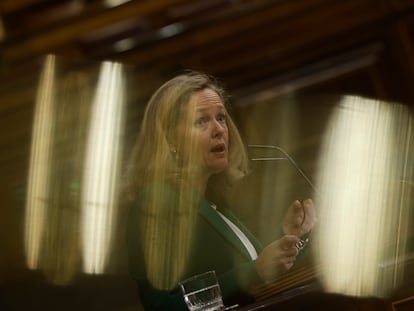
1, 1, 414, 310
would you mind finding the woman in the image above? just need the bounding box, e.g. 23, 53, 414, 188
125, 71, 316, 310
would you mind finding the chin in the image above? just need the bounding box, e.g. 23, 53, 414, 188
210, 162, 229, 174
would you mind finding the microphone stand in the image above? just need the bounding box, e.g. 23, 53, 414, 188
248, 144, 317, 193
247, 144, 317, 251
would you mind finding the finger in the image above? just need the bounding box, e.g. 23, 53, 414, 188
303, 199, 314, 216
283, 247, 299, 257
290, 200, 306, 229
296, 200, 307, 227
302, 198, 317, 227
280, 255, 297, 265
303, 198, 313, 205
282, 234, 300, 244
283, 254, 299, 268
281, 235, 300, 253
292, 200, 304, 214
280, 234, 299, 246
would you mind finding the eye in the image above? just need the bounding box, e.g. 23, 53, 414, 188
194, 117, 208, 127
217, 114, 227, 123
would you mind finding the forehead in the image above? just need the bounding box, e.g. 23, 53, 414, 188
188, 88, 225, 112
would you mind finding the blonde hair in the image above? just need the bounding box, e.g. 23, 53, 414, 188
124, 71, 249, 201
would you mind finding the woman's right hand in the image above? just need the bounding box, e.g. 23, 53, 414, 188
255, 235, 299, 283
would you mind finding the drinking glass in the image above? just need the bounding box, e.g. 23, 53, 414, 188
179, 270, 225, 311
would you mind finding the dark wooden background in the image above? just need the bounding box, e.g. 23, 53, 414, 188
1, 0, 414, 310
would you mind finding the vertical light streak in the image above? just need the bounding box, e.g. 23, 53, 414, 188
386, 108, 413, 289
259, 97, 299, 241
234, 96, 299, 243
0, 17, 6, 41
81, 62, 125, 274
316, 96, 413, 297
24, 55, 56, 269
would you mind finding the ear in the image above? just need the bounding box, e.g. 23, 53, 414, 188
169, 145, 179, 161
165, 125, 181, 151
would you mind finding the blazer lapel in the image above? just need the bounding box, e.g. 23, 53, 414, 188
199, 199, 261, 260
219, 207, 263, 253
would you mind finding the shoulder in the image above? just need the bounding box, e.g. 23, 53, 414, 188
131, 181, 179, 211
131, 181, 206, 216
137, 181, 178, 199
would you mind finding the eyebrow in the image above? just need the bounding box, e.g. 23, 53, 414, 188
195, 105, 226, 113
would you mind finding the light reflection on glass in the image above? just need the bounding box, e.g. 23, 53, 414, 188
315, 96, 413, 297
231, 96, 300, 243
103, 0, 132, 8
252, 97, 300, 242
24, 56, 126, 282
0, 17, 6, 41
81, 61, 125, 274
24, 55, 56, 270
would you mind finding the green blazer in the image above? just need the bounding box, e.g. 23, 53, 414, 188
127, 182, 264, 310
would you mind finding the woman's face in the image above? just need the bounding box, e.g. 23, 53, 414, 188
177, 88, 229, 180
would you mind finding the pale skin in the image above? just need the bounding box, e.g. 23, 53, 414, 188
177, 88, 317, 284
283, 199, 317, 237
177, 88, 229, 194
258, 199, 317, 283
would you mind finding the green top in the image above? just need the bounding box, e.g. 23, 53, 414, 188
127, 181, 264, 310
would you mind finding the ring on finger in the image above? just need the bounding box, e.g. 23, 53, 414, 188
295, 237, 309, 252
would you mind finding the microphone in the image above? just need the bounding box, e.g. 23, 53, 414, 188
247, 144, 316, 251
247, 144, 317, 193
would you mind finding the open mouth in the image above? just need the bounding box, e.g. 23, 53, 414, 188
211, 144, 226, 153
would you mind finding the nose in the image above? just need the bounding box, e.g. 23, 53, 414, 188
211, 119, 225, 137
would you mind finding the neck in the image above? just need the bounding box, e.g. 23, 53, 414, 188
181, 167, 214, 196
196, 175, 209, 195
189, 169, 211, 196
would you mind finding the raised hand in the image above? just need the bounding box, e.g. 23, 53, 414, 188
283, 199, 317, 237
255, 235, 299, 283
